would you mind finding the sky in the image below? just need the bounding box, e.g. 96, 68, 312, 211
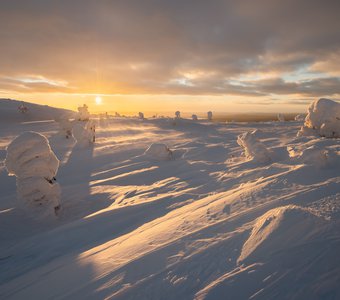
0, 0, 340, 114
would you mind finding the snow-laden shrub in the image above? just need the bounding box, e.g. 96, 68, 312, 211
144, 143, 173, 160
237, 131, 272, 163
298, 98, 340, 138
192, 114, 198, 121
77, 104, 90, 121
73, 120, 96, 146
139, 112, 145, 119
277, 113, 285, 122
5, 132, 61, 218
207, 111, 213, 121
175, 111, 181, 119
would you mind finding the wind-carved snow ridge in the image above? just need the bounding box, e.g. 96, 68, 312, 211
238, 205, 326, 264
298, 98, 340, 138
5, 131, 61, 219
237, 131, 272, 163
144, 143, 173, 160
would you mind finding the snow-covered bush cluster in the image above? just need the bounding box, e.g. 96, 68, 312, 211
298, 98, 340, 138
237, 131, 272, 163
5, 132, 61, 219
144, 143, 173, 160
77, 104, 90, 121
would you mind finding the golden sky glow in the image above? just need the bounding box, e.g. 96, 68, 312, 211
0, 0, 339, 113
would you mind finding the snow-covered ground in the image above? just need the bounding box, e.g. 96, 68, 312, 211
0, 102, 339, 299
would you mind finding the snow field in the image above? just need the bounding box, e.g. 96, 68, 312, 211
0, 99, 339, 299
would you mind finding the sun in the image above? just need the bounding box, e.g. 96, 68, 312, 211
95, 96, 102, 105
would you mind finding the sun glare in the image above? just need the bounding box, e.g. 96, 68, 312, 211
95, 96, 102, 105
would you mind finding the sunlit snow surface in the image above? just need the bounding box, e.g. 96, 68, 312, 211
0, 113, 339, 299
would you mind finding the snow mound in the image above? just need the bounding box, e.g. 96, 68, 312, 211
5, 132, 61, 219
237, 131, 272, 163
298, 98, 340, 138
238, 205, 325, 263
288, 143, 340, 167
144, 143, 173, 160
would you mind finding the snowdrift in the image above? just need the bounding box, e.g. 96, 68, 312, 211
144, 143, 173, 160
238, 205, 325, 263
298, 98, 340, 138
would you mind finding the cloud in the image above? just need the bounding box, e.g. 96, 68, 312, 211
0, 0, 339, 99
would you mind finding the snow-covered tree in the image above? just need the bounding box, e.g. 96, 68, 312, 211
86, 120, 96, 143
73, 120, 96, 145
192, 114, 198, 121
77, 104, 90, 121
139, 112, 145, 119
207, 111, 213, 121
277, 113, 285, 122
175, 111, 181, 119
5, 132, 61, 219
298, 98, 340, 138
237, 131, 272, 163
18, 102, 28, 114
